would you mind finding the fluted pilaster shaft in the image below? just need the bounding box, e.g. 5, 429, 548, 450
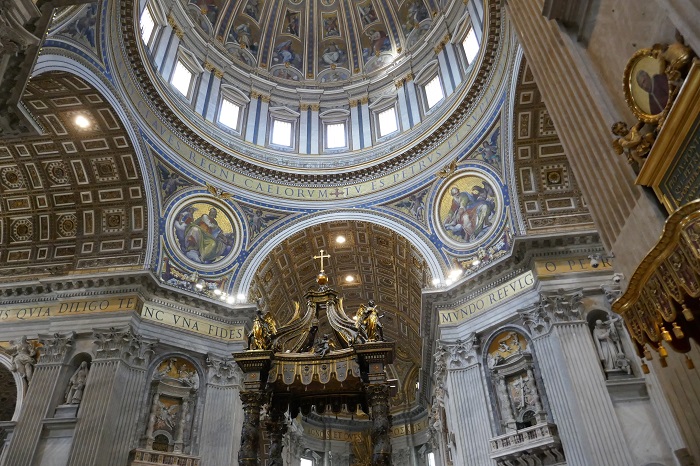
444, 361, 493, 465
2, 364, 62, 465
506, 0, 665, 277
67, 327, 156, 466
200, 354, 243, 465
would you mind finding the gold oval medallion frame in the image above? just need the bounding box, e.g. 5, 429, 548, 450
623, 48, 672, 123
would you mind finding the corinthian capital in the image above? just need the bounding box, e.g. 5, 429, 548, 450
37, 332, 75, 365
206, 353, 242, 386
445, 334, 479, 369
519, 288, 584, 337
92, 326, 157, 367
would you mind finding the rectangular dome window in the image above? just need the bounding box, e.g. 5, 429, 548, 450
378, 107, 398, 137
326, 123, 346, 149
219, 99, 241, 131
170, 61, 193, 98
300, 459, 313, 466
427, 452, 436, 466
463, 28, 479, 65
140, 7, 156, 45
271, 119, 293, 147
425, 75, 444, 110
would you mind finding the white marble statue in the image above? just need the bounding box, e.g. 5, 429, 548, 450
593, 318, 624, 372
65, 361, 90, 404
9, 336, 36, 382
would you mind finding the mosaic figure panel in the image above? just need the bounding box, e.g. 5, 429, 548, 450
171, 201, 239, 266
437, 172, 501, 248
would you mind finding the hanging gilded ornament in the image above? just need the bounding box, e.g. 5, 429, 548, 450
681, 303, 694, 321
672, 322, 684, 339
643, 346, 653, 360
686, 355, 695, 370
661, 327, 672, 342
641, 360, 650, 374
658, 343, 668, 358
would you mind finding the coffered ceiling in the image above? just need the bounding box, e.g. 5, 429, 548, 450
0, 72, 149, 281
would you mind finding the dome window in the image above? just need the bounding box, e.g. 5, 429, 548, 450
218, 99, 241, 131
326, 123, 346, 149
140, 6, 156, 46
271, 119, 293, 147
462, 28, 480, 65
377, 107, 398, 137
170, 61, 194, 98
424, 75, 444, 110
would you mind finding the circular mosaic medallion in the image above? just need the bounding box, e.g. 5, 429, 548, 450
435, 170, 503, 249
167, 198, 241, 271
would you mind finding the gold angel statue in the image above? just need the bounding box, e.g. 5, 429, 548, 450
248, 309, 278, 350
356, 300, 384, 342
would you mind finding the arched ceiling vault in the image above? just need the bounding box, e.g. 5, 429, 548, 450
0, 72, 149, 280
250, 220, 429, 405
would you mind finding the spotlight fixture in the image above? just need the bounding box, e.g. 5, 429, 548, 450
431, 277, 441, 286
213, 289, 222, 296
237, 293, 246, 301
336, 235, 346, 244
345, 275, 355, 283
195, 280, 204, 290
74, 115, 90, 128
226, 296, 235, 304
448, 269, 463, 280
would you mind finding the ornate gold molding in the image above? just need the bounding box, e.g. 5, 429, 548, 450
612, 199, 700, 359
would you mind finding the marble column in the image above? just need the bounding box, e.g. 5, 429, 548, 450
159, 28, 180, 80
2, 332, 74, 466
204, 70, 222, 122
436, 47, 455, 96
396, 80, 412, 130
255, 95, 270, 146
519, 289, 635, 466
238, 391, 265, 466
442, 336, 493, 466
299, 104, 310, 154
195, 66, 213, 116
367, 384, 392, 466
349, 100, 361, 149
245, 94, 260, 143
359, 97, 371, 148
405, 78, 421, 126
309, 104, 320, 154
153, 25, 173, 70
66, 326, 157, 466
200, 354, 244, 465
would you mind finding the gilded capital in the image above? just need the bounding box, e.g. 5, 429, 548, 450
37, 332, 75, 365
92, 326, 157, 367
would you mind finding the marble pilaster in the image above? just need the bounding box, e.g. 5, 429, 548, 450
194, 68, 212, 116
436, 50, 455, 96
159, 34, 180, 81
199, 354, 243, 466
519, 289, 635, 466
367, 384, 392, 466
66, 326, 157, 466
245, 95, 259, 143
152, 26, 172, 69
350, 101, 361, 148
2, 332, 74, 466
204, 72, 222, 122
442, 335, 493, 466
255, 96, 270, 146
359, 99, 371, 148
405, 80, 421, 126
310, 105, 320, 154
396, 83, 411, 130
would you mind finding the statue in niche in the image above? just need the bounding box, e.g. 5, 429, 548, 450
593, 318, 626, 372
495, 376, 515, 428
64, 361, 90, 404
356, 300, 384, 342
8, 336, 36, 382
523, 369, 543, 413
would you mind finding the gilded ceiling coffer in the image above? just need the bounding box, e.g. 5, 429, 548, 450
233, 257, 396, 465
